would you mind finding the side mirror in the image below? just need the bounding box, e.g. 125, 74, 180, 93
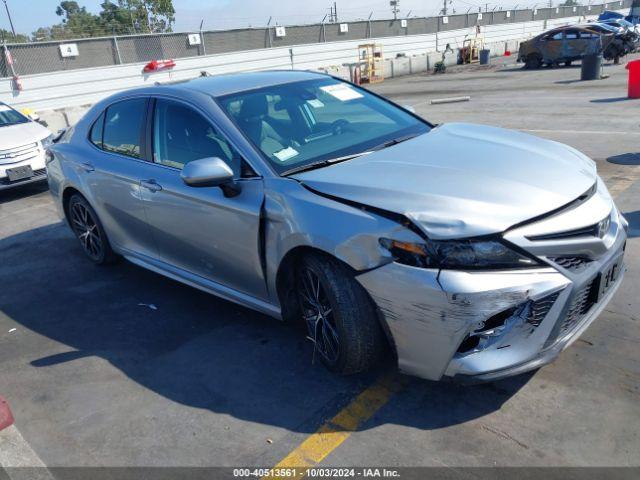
180, 157, 241, 196
402, 104, 416, 114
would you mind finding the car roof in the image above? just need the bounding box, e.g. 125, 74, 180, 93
143, 70, 330, 99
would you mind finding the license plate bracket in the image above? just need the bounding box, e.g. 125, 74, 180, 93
6, 165, 33, 182
594, 254, 623, 303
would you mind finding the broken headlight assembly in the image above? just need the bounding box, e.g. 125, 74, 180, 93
379, 237, 543, 270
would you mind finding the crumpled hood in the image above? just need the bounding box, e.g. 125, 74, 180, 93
293, 123, 597, 239
0, 120, 51, 150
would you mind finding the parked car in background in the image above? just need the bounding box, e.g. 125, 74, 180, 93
47, 71, 627, 382
583, 22, 638, 60
0, 102, 53, 191
600, 18, 640, 35
598, 9, 639, 26
519, 26, 614, 68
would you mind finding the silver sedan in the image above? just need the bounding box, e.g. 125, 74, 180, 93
46, 71, 627, 382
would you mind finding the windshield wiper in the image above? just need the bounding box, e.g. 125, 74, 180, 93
282, 151, 371, 176
370, 133, 421, 151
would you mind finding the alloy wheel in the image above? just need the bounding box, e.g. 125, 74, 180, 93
298, 267, 340, 365
70, 201, 104, 261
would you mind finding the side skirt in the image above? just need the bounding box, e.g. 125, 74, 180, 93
120, 247, 282, 320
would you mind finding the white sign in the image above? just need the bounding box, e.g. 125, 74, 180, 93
187, 33, 201, 45
572, 6, 577, 12
533, 9, 538, 15
275, 26, 286, 37
588, 5, 592, 10
339, 23, 349, 33
320, 84, 364, 101
400, 19, 407, 28
442, 16, 449, 24
478, 12, 483, 20
59, 43, 79, 57
506, 10, 511, 17
555, 7, 559, 13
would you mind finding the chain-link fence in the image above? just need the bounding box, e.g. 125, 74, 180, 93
0, 1, 631, 78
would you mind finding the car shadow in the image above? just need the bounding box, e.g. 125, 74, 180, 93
0, 222, 532, 434
607, 153, 640, 165
0, 181, 49, 204
622, 210, 640, 238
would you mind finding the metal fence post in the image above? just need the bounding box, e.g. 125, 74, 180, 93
289, 48, 294, 69
200, 30, 206, 56
113, 36, 122, 64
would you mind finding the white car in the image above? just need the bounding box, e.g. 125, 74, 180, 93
0, 103, 52, 191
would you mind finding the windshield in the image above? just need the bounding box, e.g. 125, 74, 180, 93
0, 105, 29, 127
217, 78, 430, 175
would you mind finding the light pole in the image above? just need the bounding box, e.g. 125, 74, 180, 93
2, 0, 16, 38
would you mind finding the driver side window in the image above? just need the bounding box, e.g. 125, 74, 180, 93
152, 99, 241, 176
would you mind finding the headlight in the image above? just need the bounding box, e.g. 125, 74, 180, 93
41, 134, 54, 150
379, 237, 543, 270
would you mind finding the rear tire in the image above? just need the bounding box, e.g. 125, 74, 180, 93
525, 53, 542, 69
67, 194, 118, 265
296, 254, 386, 375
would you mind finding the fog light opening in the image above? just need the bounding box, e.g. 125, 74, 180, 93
456, 306, 518, 354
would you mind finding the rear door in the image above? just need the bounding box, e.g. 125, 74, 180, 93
85, 97, 158, 257
139, 97, 268, 300
562, 28, 587, 60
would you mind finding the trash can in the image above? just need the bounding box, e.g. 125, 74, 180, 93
581, 53, 602, 81
627, 59, 640, 99
479, 49, 490, 65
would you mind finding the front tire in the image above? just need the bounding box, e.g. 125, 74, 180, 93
67, 194, 117, 265
296, 254, 386, 375
524, 53, 542, 69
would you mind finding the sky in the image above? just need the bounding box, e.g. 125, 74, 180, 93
4, 0, 543, 35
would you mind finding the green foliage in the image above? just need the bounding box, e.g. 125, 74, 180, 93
29, 0, 175, 42
0, 29, 29, 43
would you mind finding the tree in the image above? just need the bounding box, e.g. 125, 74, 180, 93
32, 0, 175, 41
560, 0, 579, 5
0, 29, 29, 43
107, 0, 175, 33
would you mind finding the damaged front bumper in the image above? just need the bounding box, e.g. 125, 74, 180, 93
356, 209, 627, 383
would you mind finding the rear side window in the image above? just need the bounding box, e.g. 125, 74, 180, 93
89, 112, 105, 149
102, 98, 147, 159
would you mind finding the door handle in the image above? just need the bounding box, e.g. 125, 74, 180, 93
140, 179, 163, 192
80, 162, 94, 173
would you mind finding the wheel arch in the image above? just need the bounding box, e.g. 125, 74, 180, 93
274, 244, 396, 355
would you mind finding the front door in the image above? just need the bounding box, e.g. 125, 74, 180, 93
140, 98, 268, 300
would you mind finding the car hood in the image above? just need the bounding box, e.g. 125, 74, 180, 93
0, 121, 51, 150
293, 123, 597, 239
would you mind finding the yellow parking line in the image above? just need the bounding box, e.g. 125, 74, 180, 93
263, 372, 405, 479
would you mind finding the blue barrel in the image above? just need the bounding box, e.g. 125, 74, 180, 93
479, 49, 490, 65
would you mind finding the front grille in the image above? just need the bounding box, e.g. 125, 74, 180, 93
0, 142, 40, 166
527, 291, 560, 327
0, 168, 46, 185
548, 256, 592, 271
558, 278, 598, 335
528, 223, 599, 241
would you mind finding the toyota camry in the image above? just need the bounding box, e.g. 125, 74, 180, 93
46, 71, 627, 382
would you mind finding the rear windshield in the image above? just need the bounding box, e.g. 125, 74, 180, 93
0, 105, 29, 128
217, 78, 429, 174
